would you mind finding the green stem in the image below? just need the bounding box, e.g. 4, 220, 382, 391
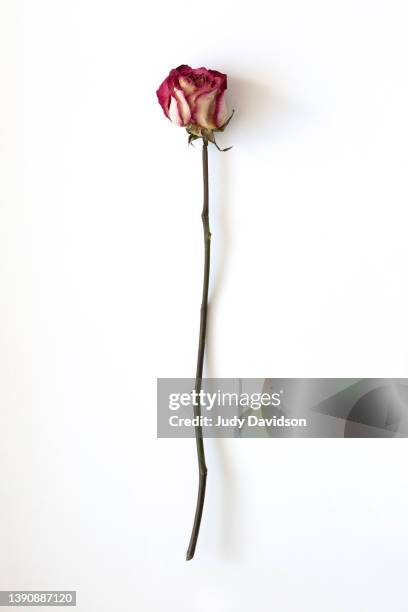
186, 140, 210, 561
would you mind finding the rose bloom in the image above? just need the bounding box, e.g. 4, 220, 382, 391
156, 65, 228, 131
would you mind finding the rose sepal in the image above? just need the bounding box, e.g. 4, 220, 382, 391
186, 110, 234, 152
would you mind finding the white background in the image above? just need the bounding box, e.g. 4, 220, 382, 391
1, 1, 408, 610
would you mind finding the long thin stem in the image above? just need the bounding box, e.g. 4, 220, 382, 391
186, 139, 210, 561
